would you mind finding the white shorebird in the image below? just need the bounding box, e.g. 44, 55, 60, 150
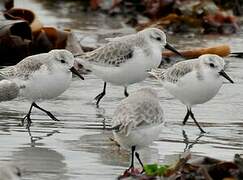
0, 80, 19, 101
112, 88, 164, 170
148, 54, 234, 133
0, 49, 83, 131
75, 28, 182, 107
0, 163, 21, 180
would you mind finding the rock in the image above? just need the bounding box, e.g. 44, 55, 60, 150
0, 19, 32, 65
79, 34, 99, 52
65, 30, 83, 54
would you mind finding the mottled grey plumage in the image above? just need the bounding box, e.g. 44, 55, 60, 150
76, 28, 169, 107
0, 80, 19, 101
0, 53, 49, 80
149, 59, 199, 83
0, 49, 82, 132
112, 88, 164, 136
76, 30, 156, 67
148, 54, 232, 133
0, 50, 73, 80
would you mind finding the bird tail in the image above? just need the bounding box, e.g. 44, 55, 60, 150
147, 68, 165, 81
0, 66, 16, 80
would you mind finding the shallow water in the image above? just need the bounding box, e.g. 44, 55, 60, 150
1, 0, 243, 179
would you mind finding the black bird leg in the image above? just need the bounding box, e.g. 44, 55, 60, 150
128, 146, 136, 170
183, 108, 190, 125
189, 110, 206, 133
183, 107, 205, 133
124, 86, 129, 97
32, 102, 59, 121
21, 102, 59, 135
22, 103, 34, 134
94, 82, 107, 108
135, 152, 144, 173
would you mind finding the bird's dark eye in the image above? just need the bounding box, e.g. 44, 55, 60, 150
156, 37, 161, 41
60, 59, 65, 64
209, 63, 215, 68
17, 171, 21, 177
16, 167, 21, 177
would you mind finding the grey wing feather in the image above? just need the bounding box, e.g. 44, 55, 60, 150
0, 56, 44, 80
0, 66, 17, 80
150, 61, 195, 83
165, 61, 195, 83
112, 105, 133, 134
112, 97, 163, 135
149, 68, 166, 81
77, 39, 135, 67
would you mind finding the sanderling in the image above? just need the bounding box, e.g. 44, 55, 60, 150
0, 80, 19, 101
148, 54, 234, 133
0, 49, 83, 131
75, 28, 182, 107
0, 163, 21, 180
112, 88, 164, 170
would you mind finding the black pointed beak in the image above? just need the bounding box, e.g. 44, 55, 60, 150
165, 43, 183, 57
218, 70, 234, 83
70, 66, 84, 80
